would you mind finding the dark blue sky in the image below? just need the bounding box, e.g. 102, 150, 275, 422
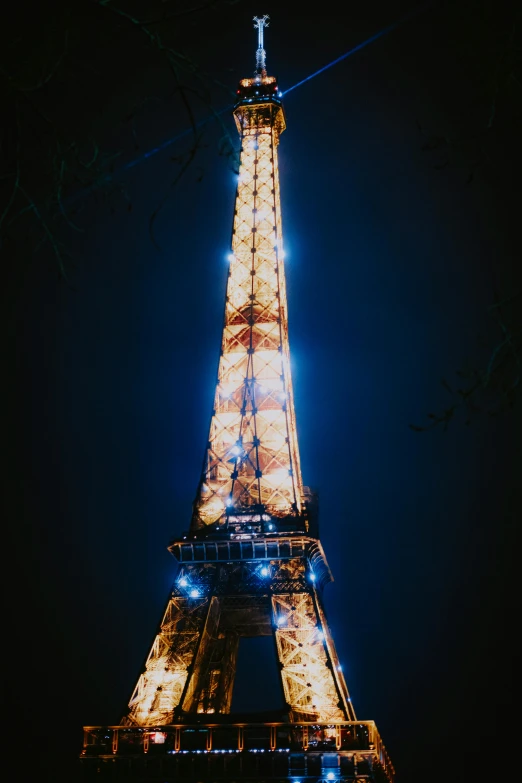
6, 2, 520, 781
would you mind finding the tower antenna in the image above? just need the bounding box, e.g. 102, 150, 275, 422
253, 14, 269, 75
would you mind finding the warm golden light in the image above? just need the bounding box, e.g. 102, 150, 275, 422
273, 591, 345, 722
192, 96, 302, 528
121, 62, 355, 733
126, 596, 205, 725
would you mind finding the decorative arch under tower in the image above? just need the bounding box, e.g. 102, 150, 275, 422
81, 17, 394, 783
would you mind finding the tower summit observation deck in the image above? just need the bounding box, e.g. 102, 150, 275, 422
80, 17, 394, 783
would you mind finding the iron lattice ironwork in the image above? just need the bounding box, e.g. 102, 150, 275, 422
123, 547, 353, 725
192, 68, 302, 531
80, 20, 394, 783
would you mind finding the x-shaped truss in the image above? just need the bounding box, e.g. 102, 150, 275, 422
194, 119, 302, 528
272, 592, 346, 722
124, 595, 209, 726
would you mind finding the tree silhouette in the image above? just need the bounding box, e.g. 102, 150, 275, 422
1, 0, 241, 274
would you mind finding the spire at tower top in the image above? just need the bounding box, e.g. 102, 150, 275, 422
253, 14, 269, 75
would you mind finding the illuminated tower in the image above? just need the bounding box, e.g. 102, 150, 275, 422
81, 17, 394, 782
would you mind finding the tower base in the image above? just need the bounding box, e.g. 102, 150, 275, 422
80, 719, 394, 782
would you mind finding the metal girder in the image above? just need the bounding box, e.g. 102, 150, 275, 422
272, 588, 354, 723
121, 554, 355, 726
168, 536, 334, 589
192, 90, 300, 531
123, 594, 211, 726
83, 28, 394, 781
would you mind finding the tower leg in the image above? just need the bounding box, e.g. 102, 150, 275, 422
272, 588, 353, 722
184, 626, 239, 714
123, 593, 212, 726
180, 599, 240, 715
123, 550, 355, 725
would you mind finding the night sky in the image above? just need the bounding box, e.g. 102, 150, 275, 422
5, 1, 521, 782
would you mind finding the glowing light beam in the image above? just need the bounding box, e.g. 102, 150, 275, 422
66, 3, 432, 199
283, 1, 432, 96
121, 3, 432, 172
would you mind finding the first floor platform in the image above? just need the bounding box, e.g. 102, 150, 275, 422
80, 719, 394, 782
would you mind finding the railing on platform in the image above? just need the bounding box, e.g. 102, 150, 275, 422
80, 720, 394, 782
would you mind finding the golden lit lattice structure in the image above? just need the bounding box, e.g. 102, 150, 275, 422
123, 551, 355, 726
125, 595, 209, 725
273, 590, 349, 722
192, 75, 303, 530
106, 23, 394, 783
121, 30, 356, 729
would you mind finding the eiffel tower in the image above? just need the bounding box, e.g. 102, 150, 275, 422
81, 16, 394, 782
